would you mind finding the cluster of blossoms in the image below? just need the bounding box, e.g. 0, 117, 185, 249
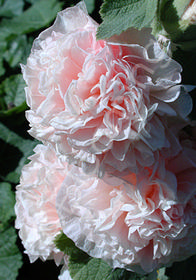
15, 1, 196, 278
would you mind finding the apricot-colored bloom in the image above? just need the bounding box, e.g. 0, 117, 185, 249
56, 141, 196, 274
15, 144, 67, 263
22, 2, 191, 176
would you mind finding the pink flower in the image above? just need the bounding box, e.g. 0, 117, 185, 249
15, 144, 68, 263
56, 141, 196, 274
22, 1, 191, 176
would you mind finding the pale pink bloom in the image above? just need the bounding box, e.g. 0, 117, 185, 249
56, 142, 196, 274
21, 2, 191, 176
15, 144, 68, 263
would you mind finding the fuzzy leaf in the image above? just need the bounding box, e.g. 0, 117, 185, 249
55, 233, 157, 280
97, 0, 158, 39
69, 257, 114, 280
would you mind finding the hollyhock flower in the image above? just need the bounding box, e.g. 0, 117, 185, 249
21, 1, 191, 176
56, 141, 196, 274
15, 144, 68, 263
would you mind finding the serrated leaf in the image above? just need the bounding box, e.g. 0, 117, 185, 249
55, 233, 155, 280
0, 182, 15, 230
97, 0, 158, 39
0, 0, 62, 40
0, 227, 22, 280
69, 257, 113, 280
0, 0, 24, 18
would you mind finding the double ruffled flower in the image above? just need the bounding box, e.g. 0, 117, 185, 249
15, 138, 196, 274
56, 140, 196, 274
22, 1, 191, 176
15, 1, 196, 277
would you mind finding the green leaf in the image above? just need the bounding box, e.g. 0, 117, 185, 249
55, 231, 89, 259
0, 181, 22, 279
3, 35, 33, 68
55, 232, 157, 280
159, 0, 196, 43
84, 0, 95, 14
0, 74, 28, 117
0, 121, 39, 183
25, 0, 41, 3
0, 227, 22, 280
1, 74, 26, 107
55, 233, 113, 279
172, 0, 190, 18
111, 268, 143, 280
0, 0, 62, 40
0, 0, 24, 18
0, 41, 7, 77
97, 0, 158, 39
159, 0, 184, 39
157, 0, 196, 84
159, 0, 190, 28
69, 257, 114, 280
0, 182, 15, 230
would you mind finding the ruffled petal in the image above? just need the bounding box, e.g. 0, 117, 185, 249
22, 2, 191, 176
15, 144, 68, 263
57, 142, 196, 274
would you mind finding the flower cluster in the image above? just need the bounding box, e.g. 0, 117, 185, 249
15, 1, 196, 278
